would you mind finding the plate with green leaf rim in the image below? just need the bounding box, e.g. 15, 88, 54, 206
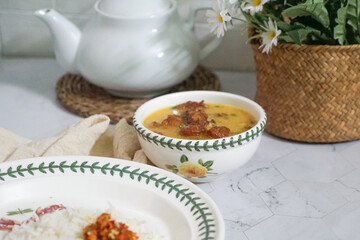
0, 156, 225, 240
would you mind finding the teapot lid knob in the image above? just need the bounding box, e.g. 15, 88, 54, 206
98, 0, 172, 17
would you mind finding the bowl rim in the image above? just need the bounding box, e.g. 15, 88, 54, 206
133, 91, 267, 152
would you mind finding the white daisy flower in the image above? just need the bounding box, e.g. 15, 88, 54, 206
259, 18, 282, 54
229, 2, 246, 23
241, 0, 269, 16
229, 0, 238, 4
206, 0, 232, 37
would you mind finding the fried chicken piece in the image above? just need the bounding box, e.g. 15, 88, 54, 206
181, 109, 208, 126
176, 100, 206, 111
161, 114, 183, 127
207, 126, 230, 139
180, 124, 206, 137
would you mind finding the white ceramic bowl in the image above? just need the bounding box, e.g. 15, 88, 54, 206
133, 91, 266, 183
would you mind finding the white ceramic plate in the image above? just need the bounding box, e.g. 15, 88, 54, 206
0, 156, 224, 240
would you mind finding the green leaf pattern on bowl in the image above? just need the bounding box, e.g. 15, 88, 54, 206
133, 117, 267, 152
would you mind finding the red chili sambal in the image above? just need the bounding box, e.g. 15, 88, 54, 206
83, 213, 138, 240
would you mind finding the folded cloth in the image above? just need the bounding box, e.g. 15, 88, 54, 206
0, 128, 30, 161
0, 115, 149, 164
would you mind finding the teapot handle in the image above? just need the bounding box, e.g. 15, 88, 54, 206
186, 1, 222, 60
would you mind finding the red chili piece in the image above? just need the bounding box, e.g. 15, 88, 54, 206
0, 218, 20, 231
35, 204, 66, 217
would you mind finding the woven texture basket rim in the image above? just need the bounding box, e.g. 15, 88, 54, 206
252, 42, 360, 51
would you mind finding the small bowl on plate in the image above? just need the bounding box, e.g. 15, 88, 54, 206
133, 91, 266, 182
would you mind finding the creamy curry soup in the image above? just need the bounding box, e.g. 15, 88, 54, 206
143, 101, 257, 140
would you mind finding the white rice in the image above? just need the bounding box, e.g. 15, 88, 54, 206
0, 207, 163, 240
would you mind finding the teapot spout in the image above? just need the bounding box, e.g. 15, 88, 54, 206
34, 9, 81, 73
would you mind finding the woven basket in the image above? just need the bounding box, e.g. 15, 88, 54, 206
252, 43, 360, 143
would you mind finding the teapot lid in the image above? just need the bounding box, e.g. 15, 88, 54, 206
97, 0, 172, 18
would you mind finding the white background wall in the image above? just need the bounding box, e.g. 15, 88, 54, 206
0, 0, 255, 71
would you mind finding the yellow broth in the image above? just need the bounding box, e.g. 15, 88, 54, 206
143, 102, 257, 140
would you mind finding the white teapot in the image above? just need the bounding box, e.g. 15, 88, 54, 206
35, 0, 221, 98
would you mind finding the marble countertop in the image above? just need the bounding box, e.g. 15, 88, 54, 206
1, 58, 359, 240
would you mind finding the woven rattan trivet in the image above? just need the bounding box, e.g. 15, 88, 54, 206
56, 66, 220, 124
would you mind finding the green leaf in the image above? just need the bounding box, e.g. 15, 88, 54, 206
165, 165, 178, 174
80, 161, 88, 168
140, 129, 146, 140
334, 5, 348, 45
48, 162, 55, 173
175, 141, 183, 151
241, 9, 263, 30
91, 162, 99, 169
16, 165, 24, 177
180, 154, 189, 163
7, 167, 16, 178
152, 136, 159, 146
198, 159, 204, 166
346, 0, 360, 43
149, 173, 159, 180
27, 163, 34, 175
213, 140, 219, 150
194, 141, 201, 152
166, 179, 175, 186
185, 141, 192, 151
146, 133, 152, 143
159, 137, 166, 147
70, 161, 78, 173
122, 166, 131, 173
221, 139, 227, 149
230, 137, 235, 147
203, 141, 210, 152
203, 161, 214, 168
165, 164, 174, 170
130, 168, 140, 180
174, 183, 182, 191
167, 139, 174, 150
245, 132, 251, 142
284, 0, 330, 28
275, 21, 292, 32
237, 135, 243, 145
101, 163, 110, 174
7, 208, 33, 216
38, 162, 47, 174
118, 169, 123, 177
251, 130, 255, 140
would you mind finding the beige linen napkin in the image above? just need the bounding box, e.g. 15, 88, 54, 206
0, 115, 148, 163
